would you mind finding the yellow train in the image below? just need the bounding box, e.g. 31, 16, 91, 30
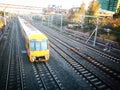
18, 17, 50, 62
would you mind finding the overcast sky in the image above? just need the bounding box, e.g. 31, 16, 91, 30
0, 0, 91, 9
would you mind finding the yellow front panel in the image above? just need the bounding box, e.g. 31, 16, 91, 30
31, 50, 49, 57
30, 34, 47, 41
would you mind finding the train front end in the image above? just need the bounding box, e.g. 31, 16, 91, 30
29, 34, 50, 62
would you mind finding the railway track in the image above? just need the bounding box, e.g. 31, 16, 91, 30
0, 21, 13, 89
32, 62, 64, 90
34, 24, 120, 89
1, 21, 25, 90
51, 36, 120, 89
47, 33, 120, 83
51, 42, 112, 90
0, 22, 11, 57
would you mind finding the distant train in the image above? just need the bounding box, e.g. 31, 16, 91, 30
18, 17, 50, 62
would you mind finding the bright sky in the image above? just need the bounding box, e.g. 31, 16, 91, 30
0, 0, 91, 9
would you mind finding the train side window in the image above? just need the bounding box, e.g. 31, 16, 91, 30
30, 40, 36, 51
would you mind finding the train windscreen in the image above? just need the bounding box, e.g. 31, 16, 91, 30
30, 40, 48, 51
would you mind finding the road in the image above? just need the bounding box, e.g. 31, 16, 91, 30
0, 17, 120, 90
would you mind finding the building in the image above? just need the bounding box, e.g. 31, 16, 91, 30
116, 0, 120, 12
98, 9, 115, 17
98, 0, 120, 12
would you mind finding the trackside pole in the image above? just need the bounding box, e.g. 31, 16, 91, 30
93, 18, 99, 46
86, 17, 99, 46
86, 29, 96, 43
61, 14, 63, 32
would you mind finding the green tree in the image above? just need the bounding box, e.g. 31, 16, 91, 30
0, 11, 4, 16
53, 15, 67, 26
67, 2, 86, 23
79, 2, 86, 15
86, 0, 100, 16
84, 0, 100, 30
73, 8, 80, 22
73, 2, 86, 22
66, 9, 74, 22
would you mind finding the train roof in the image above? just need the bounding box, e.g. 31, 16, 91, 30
19, 17, 44, 39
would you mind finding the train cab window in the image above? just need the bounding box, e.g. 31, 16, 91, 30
41, 40, 48, 50
30, 40, 48, 51
30, 40, 36, 51
36, 42, 41, 50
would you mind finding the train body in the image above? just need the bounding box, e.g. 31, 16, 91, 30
18, 17, 50, 62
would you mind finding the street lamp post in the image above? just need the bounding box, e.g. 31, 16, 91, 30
3, 9, 6, 26
48, 15, 50, 26
3, 5, 8, 28
61, 13, 63, 31
93, 17, 99, 46
80, 15, 85, 29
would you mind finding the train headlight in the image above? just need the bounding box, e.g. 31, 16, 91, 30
32, 57, 36, 61
45, 55, 49, 60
